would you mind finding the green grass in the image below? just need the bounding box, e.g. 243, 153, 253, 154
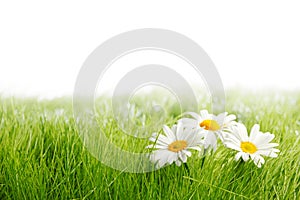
0, 91, 299, 199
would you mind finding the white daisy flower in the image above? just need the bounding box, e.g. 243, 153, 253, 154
147, 123, 204, 168
223, 123, 280, 168
179, 110, 237, 150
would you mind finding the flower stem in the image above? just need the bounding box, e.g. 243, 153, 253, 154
183, 163, 190, 174
183, 163, 192, 184
201, 156, 206, 169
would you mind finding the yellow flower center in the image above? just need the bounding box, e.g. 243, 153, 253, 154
240, 142, 257, 154
199, 119, 220, 131
168, 140, 187, 152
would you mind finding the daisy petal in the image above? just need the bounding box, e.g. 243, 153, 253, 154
242, 153, 250, 162
235, 152, 243, 161
183, 112, 202, 121
163, 125, 176, 141
249, 124, 260, 142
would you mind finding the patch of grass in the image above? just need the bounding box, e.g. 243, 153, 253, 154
0, 91, 299, 199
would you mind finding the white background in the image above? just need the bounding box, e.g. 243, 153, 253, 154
1, 0, 300, 98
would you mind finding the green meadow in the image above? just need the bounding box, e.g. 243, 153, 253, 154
0, 91, 299, 199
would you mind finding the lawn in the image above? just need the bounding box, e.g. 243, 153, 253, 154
0, 90, 299, 199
